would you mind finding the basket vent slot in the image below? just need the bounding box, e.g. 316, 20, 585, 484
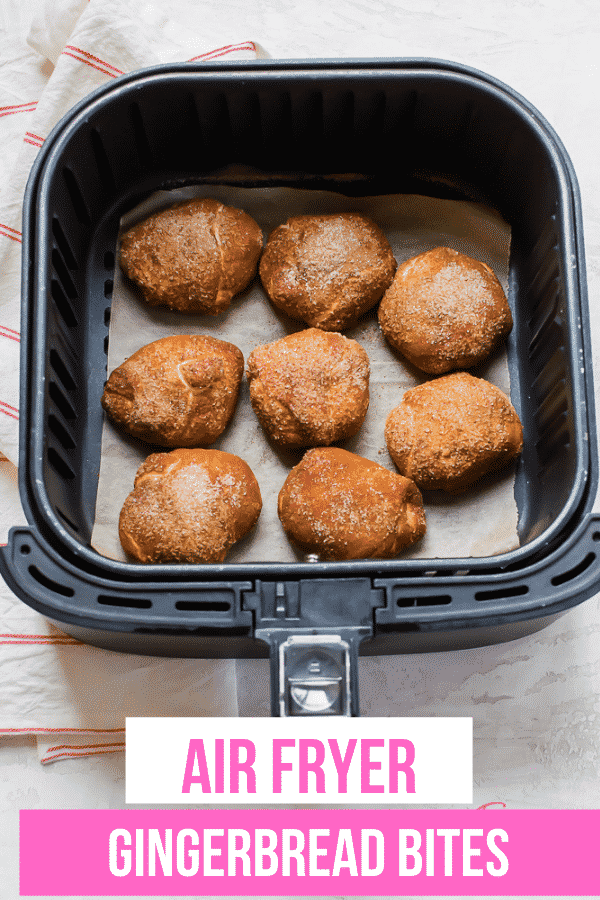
475, 585, 529, 601
90, 127, 116, 191
527, 269, 559, 333
104, 280, 113, 299
184, 92, 204, 148
28, 565, 75, 597
324, 90, 354, 145
49, 381, 76, 420
56, 507, 80, 533
52, 249, 77, 300
129, 102, 153, 168
532, 348, 566, 400
49, 349, 76, 391
98, 595, 152, 609
258, 90, 292, 152
51, 279, 78, 328
52, 218, 77, 270
536, 400, 569, 448
537, 427, 570, 468
291, 91, 324, 147
175, 599, 231, 612
397, 594, 452, 608
104, 250, 115, 270
528, 289, 560, 361
551, 553, 595, 587
354, 90, 386, 141
534, 380, 567, 429
47, 447, 76, 481
48, 414, 75, 451
63, 167, 90, 225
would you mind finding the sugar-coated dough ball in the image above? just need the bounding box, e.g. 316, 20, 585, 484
246, 328, 370, 449
278, 447, 426, 560
119, 198, 263, 314
101, 335, 243, 447
259, 213, 397, 331
119, 448, 262, 563
378, 247, 512, 374
385, 372, 524, 493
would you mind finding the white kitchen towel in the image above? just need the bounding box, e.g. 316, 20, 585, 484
0, 0, 264, 465
0, 0, 261, 756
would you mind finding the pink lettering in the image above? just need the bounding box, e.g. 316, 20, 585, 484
328, 738, 357, 792
181, 739, 211, 793
299, 739, 326, 793
272, 739, 295, 793
229, 739, 256, 793
361, 739, 384, 793
389, 738, 416, 793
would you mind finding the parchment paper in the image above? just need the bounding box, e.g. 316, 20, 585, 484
91, 186, 518, 563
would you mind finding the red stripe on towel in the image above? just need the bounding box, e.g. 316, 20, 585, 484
41, 745, 125, 764
0, 101, 37, 112
0, 222, 21, 235
0, 330, 20, 343
64, 45, 124, 75
62, 51, 119, 79
188, 41, 256, 61
0, 102, 37, 118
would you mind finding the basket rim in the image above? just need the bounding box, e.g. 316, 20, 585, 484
19, 57, 596, 585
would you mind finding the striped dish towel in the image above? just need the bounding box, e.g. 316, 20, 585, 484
0, 0, 265, 465
0, 0, 262, 758
0, 455, 239, 760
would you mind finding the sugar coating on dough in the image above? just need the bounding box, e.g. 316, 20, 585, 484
119, 198, 263, 314
246, 328, 370, 448
119, 448, 262, 564
259, 213, 397, 331
378, 247, 512, 374
278, 447, 426, 560
101, 335, 244, 447
385, 371, 524, 493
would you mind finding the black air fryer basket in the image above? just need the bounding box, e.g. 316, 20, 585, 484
2, 59, 599, 716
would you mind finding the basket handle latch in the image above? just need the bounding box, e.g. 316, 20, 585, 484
245, 578, 384, 717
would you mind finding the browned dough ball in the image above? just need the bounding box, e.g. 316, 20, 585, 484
385, 372, 524, 493
119, 198, 263, 314
259, 213, 397, 331
278, 447, 426, 560
378, 247, 513, 374
101, 335, 244, 447
119, 448, 262, 564
246, 328, 370, 449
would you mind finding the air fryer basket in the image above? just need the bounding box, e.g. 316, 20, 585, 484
1, 59, 599, 715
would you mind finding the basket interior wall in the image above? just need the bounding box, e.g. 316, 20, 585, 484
38, 70, 578, 559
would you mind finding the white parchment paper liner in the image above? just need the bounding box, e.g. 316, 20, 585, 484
91, 186, 517, 563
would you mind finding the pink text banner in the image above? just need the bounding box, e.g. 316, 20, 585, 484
20, 808, 598, 896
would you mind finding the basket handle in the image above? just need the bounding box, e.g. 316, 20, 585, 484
244, 578, 384, 717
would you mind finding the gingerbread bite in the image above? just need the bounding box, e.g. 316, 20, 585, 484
385, 372, 523, 493
378, 247, 512, 374
246, 328, 370, 449
119, 198, 263, 314
259, 213, 397, 331
119, 448, 262, 564
278, 447, 426, 560
101, 335, 243, 447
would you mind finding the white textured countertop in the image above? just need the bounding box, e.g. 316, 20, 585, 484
1, 1, 600, 899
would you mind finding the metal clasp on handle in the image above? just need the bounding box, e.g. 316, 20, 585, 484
245, 578, 382, 717
277, 634, 352, 717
